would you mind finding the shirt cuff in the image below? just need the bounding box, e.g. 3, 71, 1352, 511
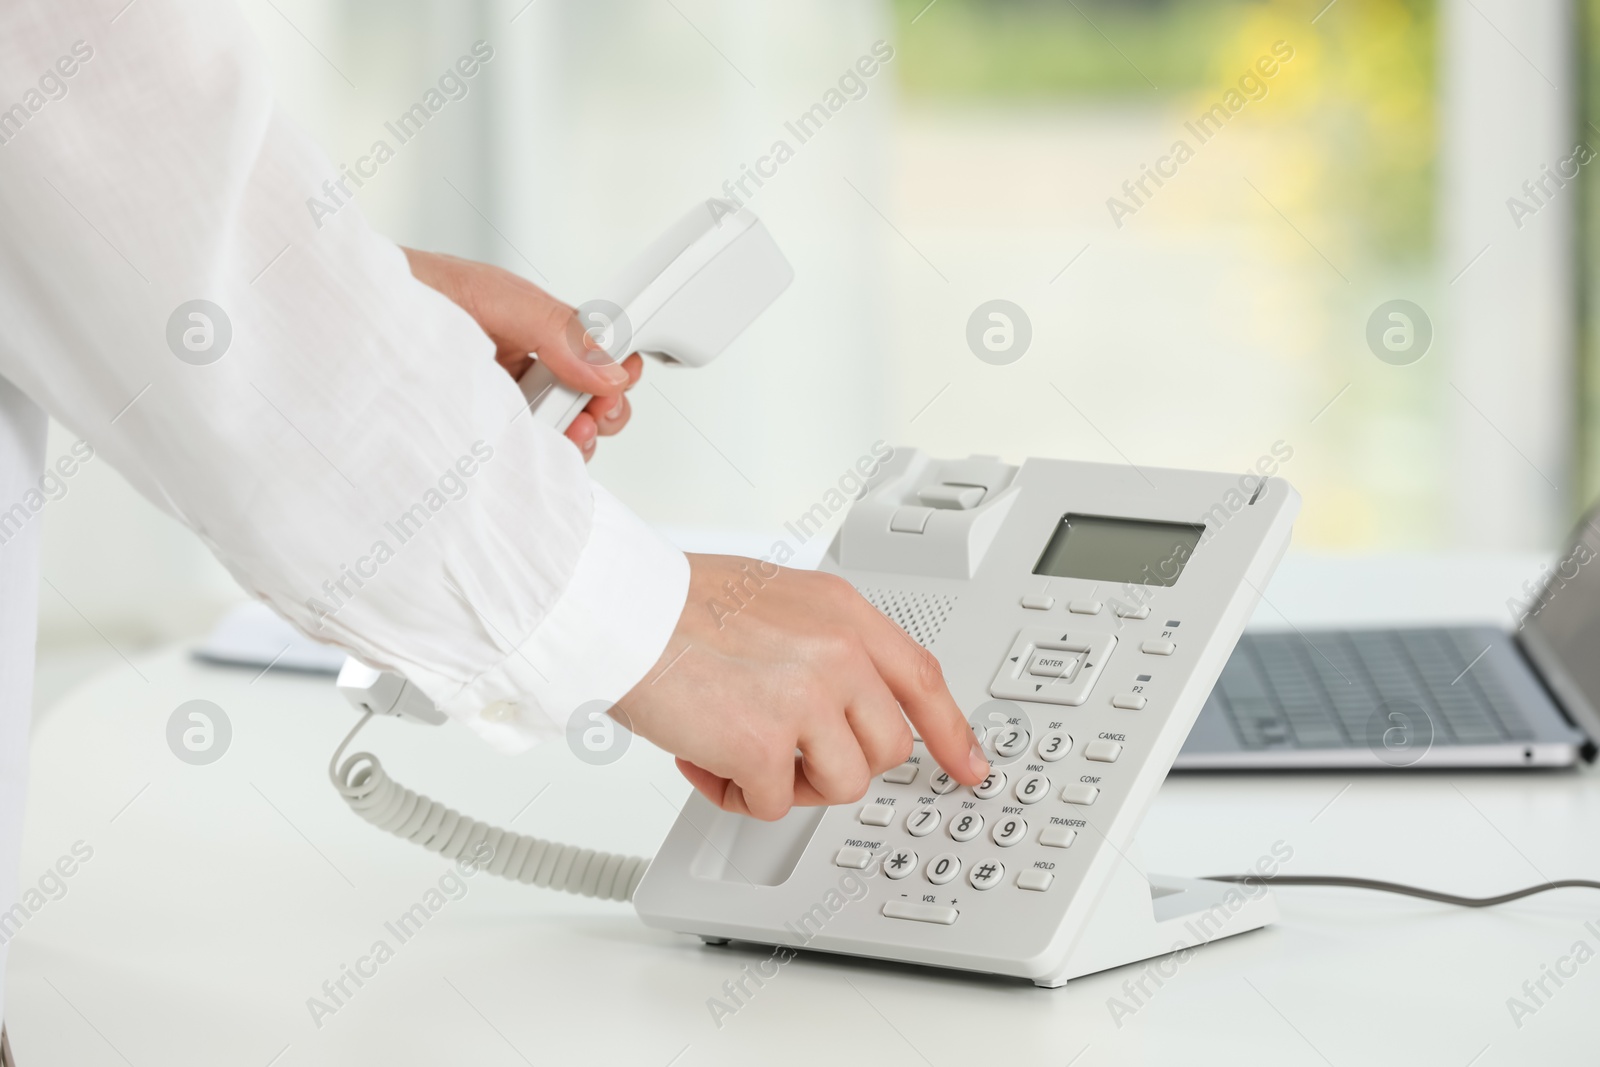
440, 482, 690, 752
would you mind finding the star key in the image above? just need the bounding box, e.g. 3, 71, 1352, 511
884, 848, 917, 880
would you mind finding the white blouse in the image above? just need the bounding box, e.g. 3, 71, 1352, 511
0, 1, 690, 753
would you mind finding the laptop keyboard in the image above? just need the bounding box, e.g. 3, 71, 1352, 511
1208, 629, 1535, 749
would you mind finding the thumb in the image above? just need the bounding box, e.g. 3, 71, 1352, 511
531, 298, 634, 395
469, 266, 633, 395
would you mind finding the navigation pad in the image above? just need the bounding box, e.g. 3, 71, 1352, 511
989, 627, 1118, 706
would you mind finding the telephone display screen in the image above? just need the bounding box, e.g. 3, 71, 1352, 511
1032, 514, 1206, 587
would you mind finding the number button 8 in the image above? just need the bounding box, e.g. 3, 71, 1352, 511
949, 812, 984, 842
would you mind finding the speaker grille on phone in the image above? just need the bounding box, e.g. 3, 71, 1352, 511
859, 588, 957, 649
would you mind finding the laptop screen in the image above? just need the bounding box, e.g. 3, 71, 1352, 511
1517, 505, 1600, 745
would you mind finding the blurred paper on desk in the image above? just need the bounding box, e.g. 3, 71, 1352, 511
193, 601, 345, 675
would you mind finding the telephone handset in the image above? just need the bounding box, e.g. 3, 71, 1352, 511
334, 196, 792, 725
329, 204, 1303, 985
515, 198, 793, 432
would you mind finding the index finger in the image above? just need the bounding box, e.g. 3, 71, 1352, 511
853, 599, 989, 786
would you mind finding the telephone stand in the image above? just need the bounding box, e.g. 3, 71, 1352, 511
1033, 848, 1278, 988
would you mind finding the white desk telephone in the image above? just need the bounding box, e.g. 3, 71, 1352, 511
331, 202, 1301, 987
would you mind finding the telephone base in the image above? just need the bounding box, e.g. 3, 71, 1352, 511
1032, 869, 1277, 988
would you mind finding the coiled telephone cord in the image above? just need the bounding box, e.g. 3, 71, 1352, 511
329, 712, 650, 901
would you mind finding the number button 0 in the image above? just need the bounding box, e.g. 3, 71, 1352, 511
992, 726, 1030, 759
949, 812, 984, 842
972, 771, 1007, 800
906, 807, 942, 837
1037, 732, 1071, 762
930, 770, 960, 795
1014, 774, 1050, 805
926, 853, 962, 885
992, 817, 1027, 847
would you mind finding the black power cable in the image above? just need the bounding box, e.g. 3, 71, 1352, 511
1203, 874, 1600, 908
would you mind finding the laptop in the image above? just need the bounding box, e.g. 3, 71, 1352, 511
1177, 506, 1600, 769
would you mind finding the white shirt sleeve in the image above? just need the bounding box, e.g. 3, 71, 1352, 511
0, 1, 689, 751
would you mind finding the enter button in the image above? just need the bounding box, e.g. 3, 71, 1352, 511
1028, 653, 1080, 679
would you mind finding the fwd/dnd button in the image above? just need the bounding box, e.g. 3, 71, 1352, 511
835, 847, 874, 869
882, 900, 958, 925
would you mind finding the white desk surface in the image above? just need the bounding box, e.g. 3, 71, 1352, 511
10, 552, 1600, 1067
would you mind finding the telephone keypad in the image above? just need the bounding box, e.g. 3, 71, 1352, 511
863, 618, 1146, 909
859, 723, 1131, 904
